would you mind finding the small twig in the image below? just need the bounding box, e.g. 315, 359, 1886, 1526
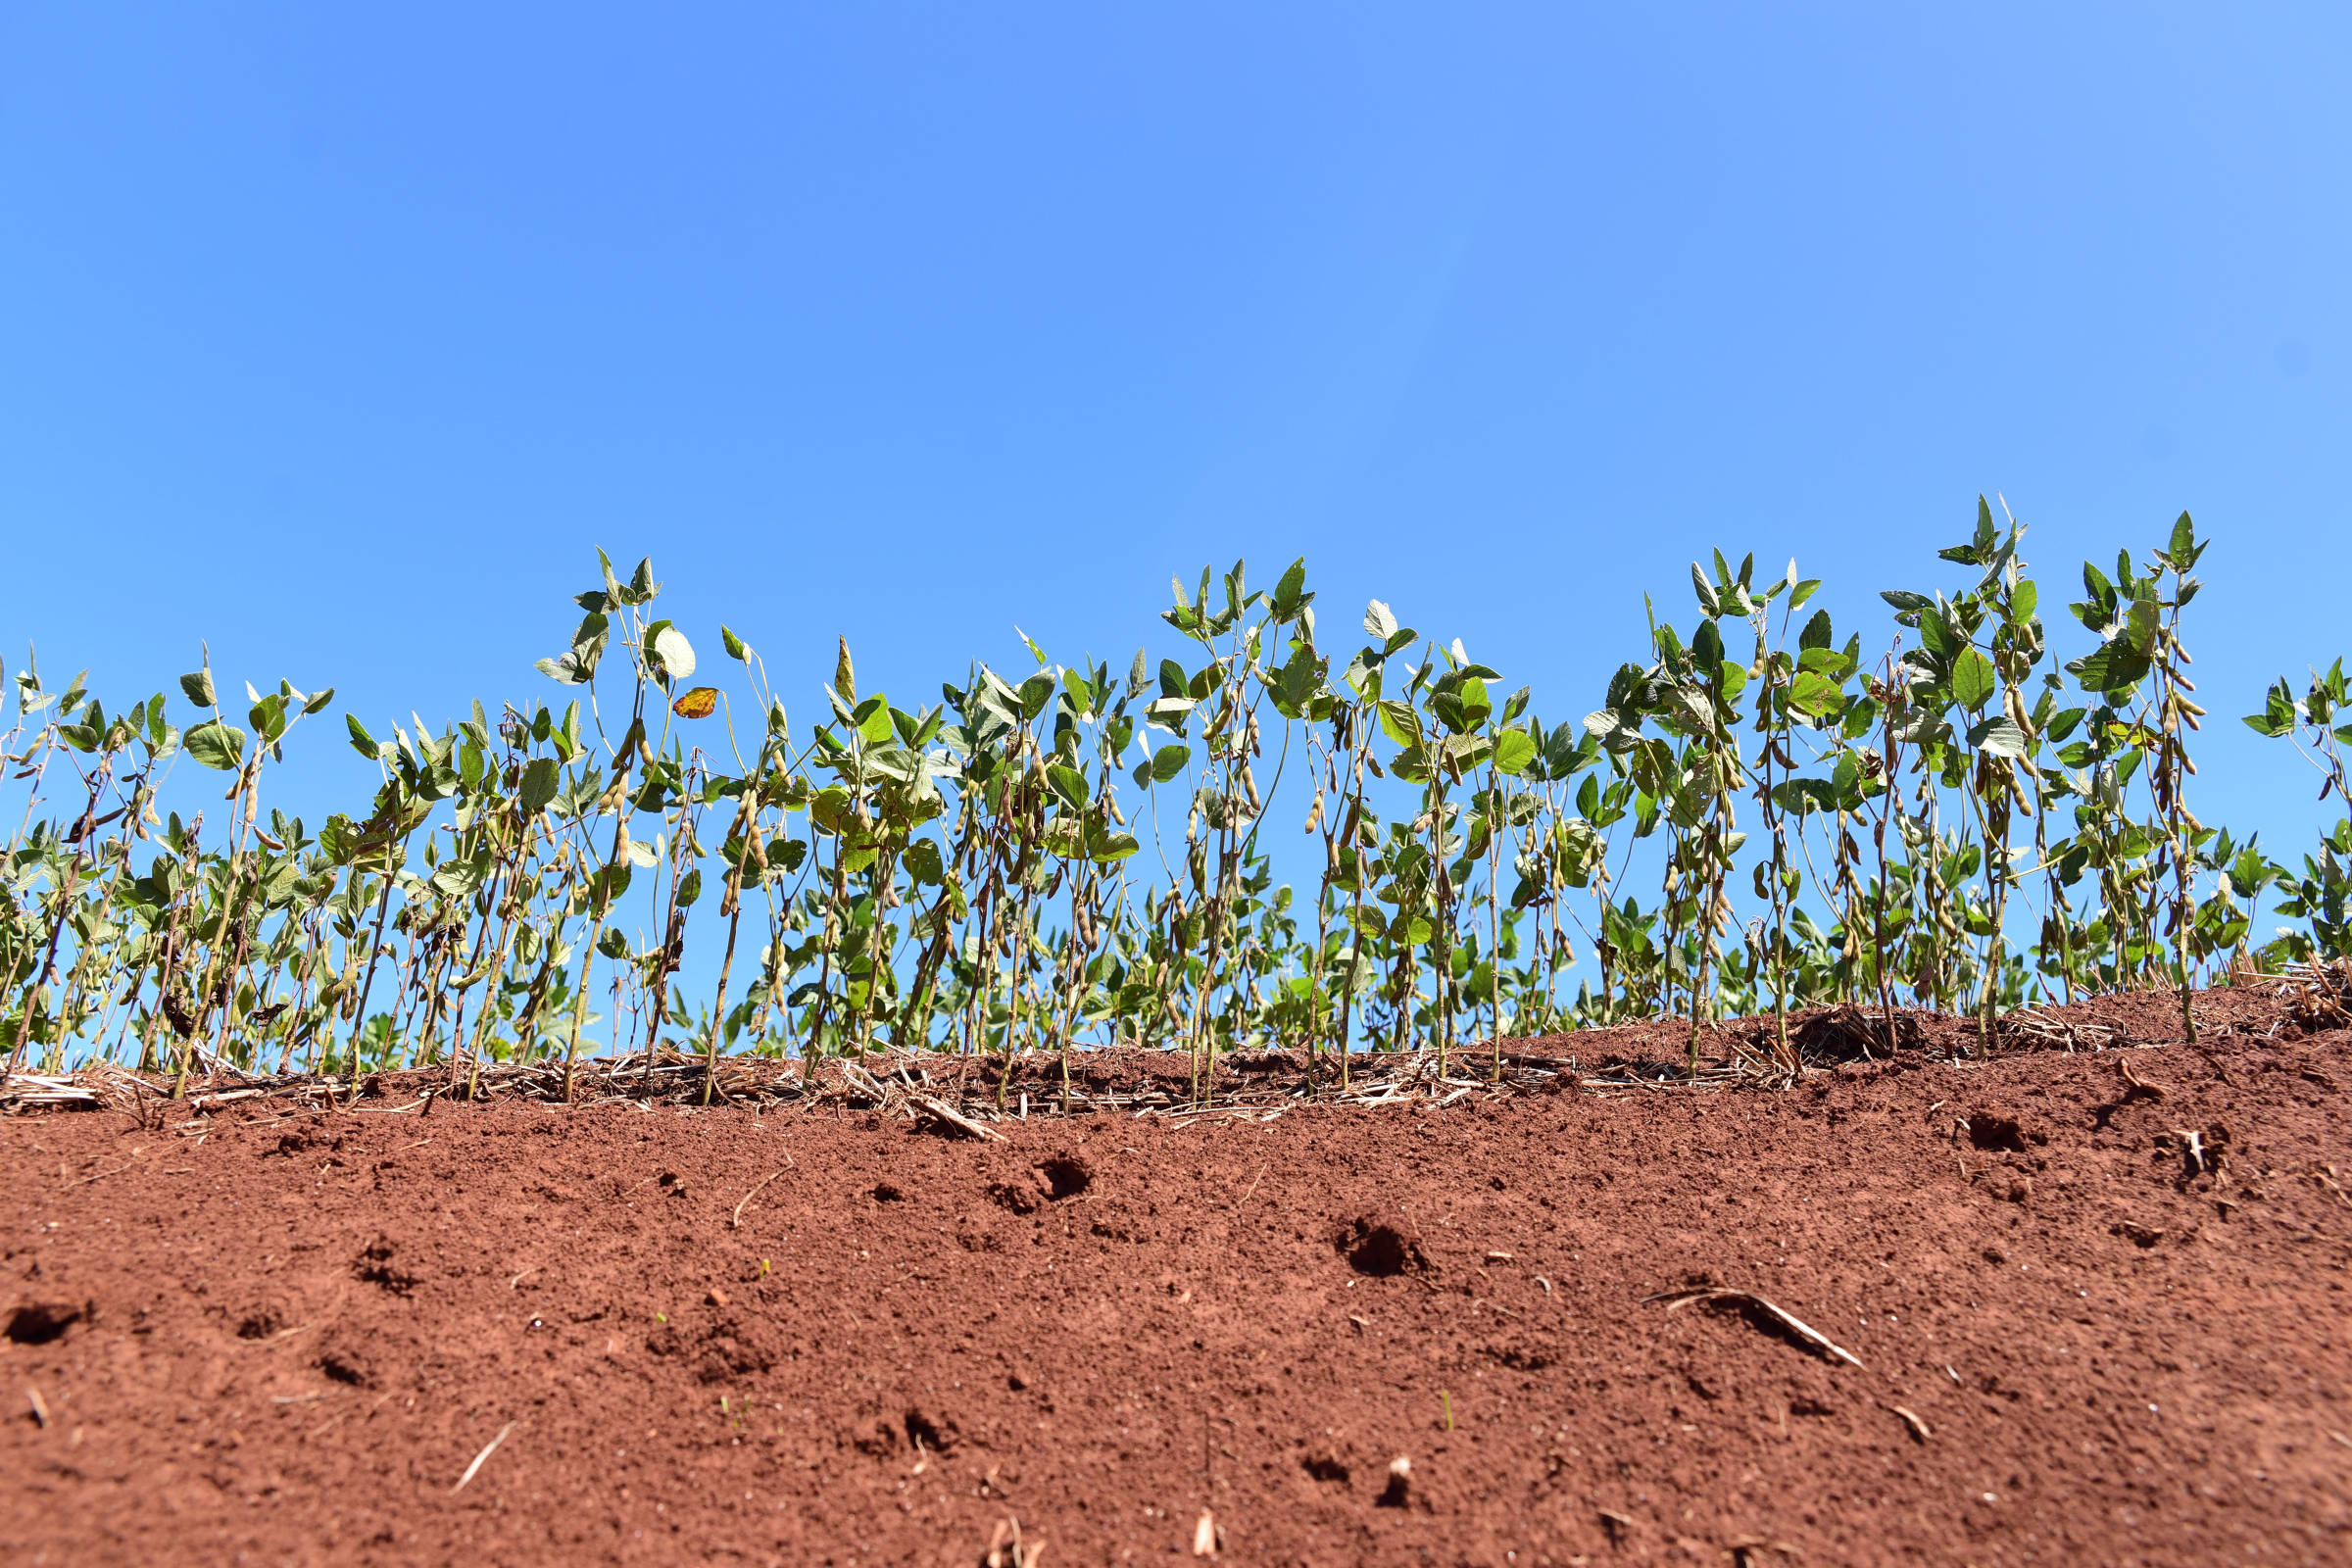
1234, 1161, 1267, 1206
1644, 1286, 1866, 1370
26, 1388, 50, 1428
731, 1167, 788, 1229
2119, 1056, 2170, 1101
914, 1094, 1007, 1142
1887, 1403, 1931, 1442
453, 1421, 515, 1492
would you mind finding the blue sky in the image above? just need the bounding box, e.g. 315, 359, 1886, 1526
5, 3, 2350, 856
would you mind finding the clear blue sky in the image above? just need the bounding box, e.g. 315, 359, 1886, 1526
6, 4, 2350, 855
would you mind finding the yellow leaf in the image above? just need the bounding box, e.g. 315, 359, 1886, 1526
671, 686, 720, 719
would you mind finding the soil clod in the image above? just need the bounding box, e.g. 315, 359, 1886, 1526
1966, 1112, 2032, 1152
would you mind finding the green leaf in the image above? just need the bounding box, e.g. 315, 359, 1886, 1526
519, 758, 562, 817
318, 814, 358, 864
1087, 828, 1141, 863
721, 625, 748, 662
1916, 609, 1959, 661
1047, 763, 1089, 810
1376, 700, 1421, 747
2067, 640, 2151, 695
1970, 714, 2029, 759
1492, 728, 1538, 776
1690, 563, 1722, 618
179, 668, 216, 709
1788, 671, 1846, 719
1272, 558, 1310, 618
184, 719, 247, 771
1151, 744, 1190, 784
535, 647, 596, 685
249, 693, 287, 744
1951, 648, 1997, 711
2242, 710, 2292, 739
1364, 599, 1398, 642
347, 713, 383, 760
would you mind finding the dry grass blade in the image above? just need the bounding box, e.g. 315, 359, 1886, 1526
984, 1514, 1045, 1568
730, 1167, 788, 1229
453, 1420, 515, 1492
2000, 1004, 2115, 1054
1644, 1286, 1866, 1370
1191, 1509, 1217, 1556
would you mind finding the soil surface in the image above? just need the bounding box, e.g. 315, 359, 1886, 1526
5, 986, 2349, 1567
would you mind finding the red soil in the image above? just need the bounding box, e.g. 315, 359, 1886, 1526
4, 988, 2349, 1567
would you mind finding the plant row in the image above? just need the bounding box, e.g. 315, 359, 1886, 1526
5, 501, 2349, 1102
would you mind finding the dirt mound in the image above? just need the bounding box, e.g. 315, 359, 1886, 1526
3, 985, 2348, 1565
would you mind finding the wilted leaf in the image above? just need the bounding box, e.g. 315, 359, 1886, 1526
651, 624, 696, 683
834, 638, 857, 706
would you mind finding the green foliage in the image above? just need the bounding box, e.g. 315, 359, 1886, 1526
0, 505, 2341, 1100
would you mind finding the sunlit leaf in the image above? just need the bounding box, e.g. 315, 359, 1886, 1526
184, 719, 246, 771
